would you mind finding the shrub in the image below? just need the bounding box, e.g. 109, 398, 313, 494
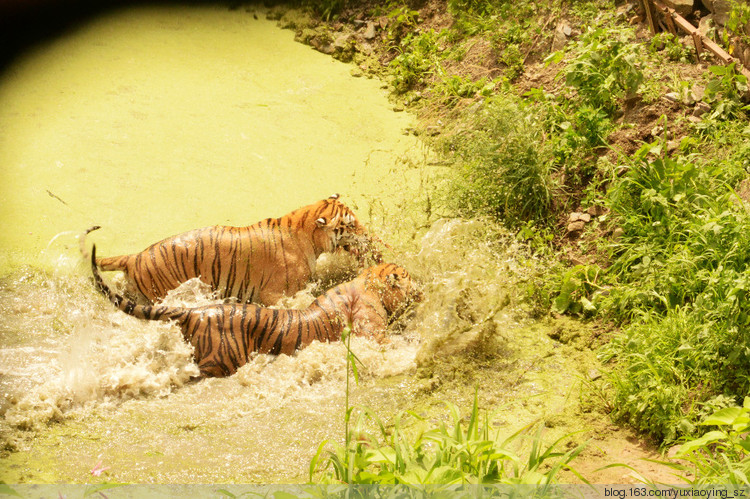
598, 144, 750, 442
439, 95, 554, 226
551, 27, 644, 114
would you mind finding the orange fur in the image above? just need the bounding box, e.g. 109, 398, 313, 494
91, 246, 422, 378
87, 195, 381, 305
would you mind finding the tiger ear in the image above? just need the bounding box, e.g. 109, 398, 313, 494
386, 273, 399, 287
328, 193, 340, 200
316, 217, 327, 227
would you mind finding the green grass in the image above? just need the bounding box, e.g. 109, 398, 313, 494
310, 392, 587, 485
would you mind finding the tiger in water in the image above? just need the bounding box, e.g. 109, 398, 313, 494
90, 244, 422, 377
84, 194, 383, 306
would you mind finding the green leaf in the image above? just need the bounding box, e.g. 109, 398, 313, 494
676, 430, 727, 456
0, 484, 22, 498
701, 407, 743, 426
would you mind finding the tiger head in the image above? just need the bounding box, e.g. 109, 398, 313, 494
361, 262, 423, 316
309, 194, 379, 260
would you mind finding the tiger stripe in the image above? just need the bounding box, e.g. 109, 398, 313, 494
84, 195, 381, 306
91, 245, 421, 378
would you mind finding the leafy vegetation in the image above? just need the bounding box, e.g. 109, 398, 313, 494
661, 398, 750, 484
296, 0, 750, 484
438, 95, 554, 226
310, 391, 587, 485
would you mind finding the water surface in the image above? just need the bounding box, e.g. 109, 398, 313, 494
0, 4, 421, 269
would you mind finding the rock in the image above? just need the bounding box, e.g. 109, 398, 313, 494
698, 14, 715, 37
688, 115, 703, 123
616, 2, 635, 20
662, 0, 694, 18
629, 14, 644, 25
667, 140, 680, 153
579, 213, 592, 223
567, 220, 586, 233
552, 21, 572, 51
359, 42, 373, 56
712, 0, 732, 25
363, 21, 377, 40
693, 101, 711, 117
612, 227, 625, 241
691, 84, 705, 102
334, 33, 352, 50
568, 212, 584, 223
664, 92, 681, 103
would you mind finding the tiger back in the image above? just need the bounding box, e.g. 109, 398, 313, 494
91, 245, 422, 378
89, 194, 378, 306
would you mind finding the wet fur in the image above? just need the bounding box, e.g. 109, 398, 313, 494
91, 245, 421, 378
86, 195, 380, 306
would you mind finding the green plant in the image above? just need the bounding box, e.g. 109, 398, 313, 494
659, 398, 750, 484
595, 140, 750, 442
440, 95, 554, 226
550, 27, 644, 114
386, 6, 420, 45
389, 30, 440, 93
703, 63, 750, 121
649, 32, 694, 63
552, 264, 604, 316
501, 44, 524, 80
309, 392, 588, 485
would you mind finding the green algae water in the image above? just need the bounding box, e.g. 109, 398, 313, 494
0, 4, 420, 269
0, 4, 614, 485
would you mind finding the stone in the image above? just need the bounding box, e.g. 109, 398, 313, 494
579, 213, 592, 223
334, 33, 351, 48
616, 2, 635, 20
612, 227, 625, 241
690, 84, 705, 102
693, 101, 711, 117
363, 21, 377, 40
551, 21, 572, 51
698, 14, 715, 37
567, 220, 586, 233
712, 0, 732, 25
568, 212, 584, 223
662, 0, 694, 18
587, 205, 606, 217
664, 92, 681, 103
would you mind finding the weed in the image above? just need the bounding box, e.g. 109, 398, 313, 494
703, 63, 750, 121
595, 141, 750, 442
656, 398, 750, 484
310, 392, 588, 485
550, 27, 644, 115
649, 32, 694, 63
389, 31, 440, 93
438, 95, 554, 226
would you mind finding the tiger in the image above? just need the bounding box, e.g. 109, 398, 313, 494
90, 244, 422, 377
84, 194, 383, 306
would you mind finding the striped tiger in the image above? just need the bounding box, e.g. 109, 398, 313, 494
91, 244, 422, 377
85, 194, 382, 306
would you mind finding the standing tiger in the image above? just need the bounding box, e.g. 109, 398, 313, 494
91, 244, 422, 377
85, 194, 381, 306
